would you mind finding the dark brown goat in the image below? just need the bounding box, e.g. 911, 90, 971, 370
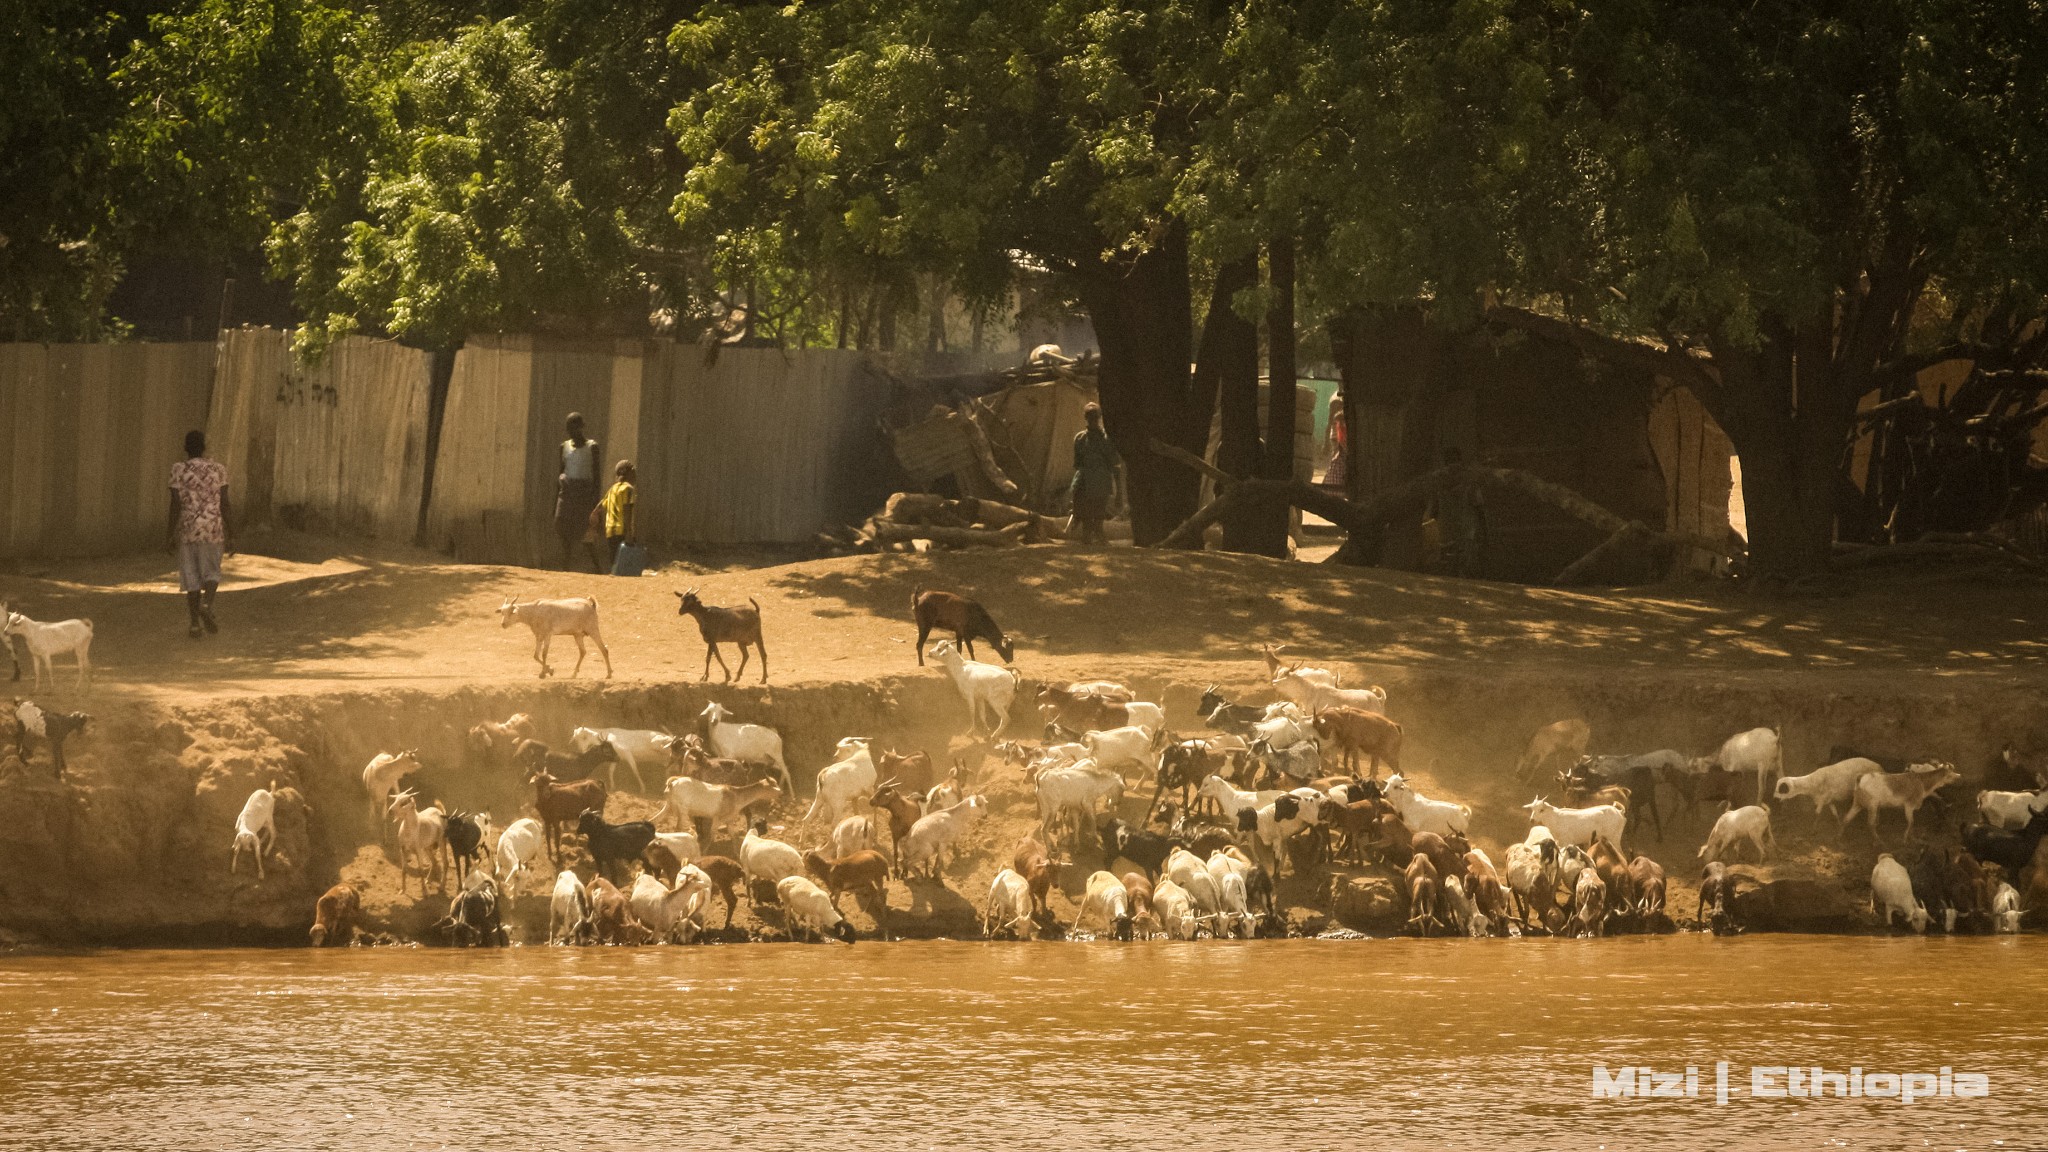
911, 587, 1013, 666
675, 588, 768, 683
529, 769, 607, 861
869, 782, 925, 867
692, 854, 746, 928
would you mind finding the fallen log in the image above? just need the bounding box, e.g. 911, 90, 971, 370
869, 519, 1028, 548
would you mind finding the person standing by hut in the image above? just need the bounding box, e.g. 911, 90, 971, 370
166, 430, 232, 639
601, 460, 639, 573
1068, 403, 1123, 545
556, 413, 604, 572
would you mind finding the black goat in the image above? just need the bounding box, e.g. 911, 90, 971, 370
444, 812, 484, 886
1197, 686, 1265, 738
515, 738, 620, 786
1963, 807, 2048, 873
439, 876, 509, 947
578, 809, 657, 882
1099, 816, 1173, 881
14, 701, 89, 777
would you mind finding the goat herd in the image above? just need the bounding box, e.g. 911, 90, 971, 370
276, 586, 2048, 949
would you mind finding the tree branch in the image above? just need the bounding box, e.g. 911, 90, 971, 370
1486, 306, 1719, 398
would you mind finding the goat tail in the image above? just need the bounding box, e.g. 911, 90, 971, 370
910, 584, 923, 615
748, 596, 760, 613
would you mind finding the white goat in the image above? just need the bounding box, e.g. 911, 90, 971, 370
777, 876, 856, 943
1696, 727, 1782, 805
493, 817, 547, 897
1503, 836, 1559, 925
1442, 875, 1490, 938
1272, 666, 1386, 715
1164, 848, 1224, 932
229, 786, 277, 880
569, 726, 661, 793
1075, 870, 1135, 939
361, 750, 422, 825
899, 794, 988, 878
631, 869, 711, 943
1152, 879, 1200, 939
1523, 797, 1627, 849
1991, 881, 2022, 934
651, 830, 701, 867
549, 869, 592, 943
700, 702, 793, 793
1383, 775, 1470, 838
1122, 701, 1167, 731
983, 868, 1037, 939
928, 639, 1018, 735
1870, 853, 1929, 933
1215, 869, 1255, 938
1774, 757, 1884, 819
1081, 724, 1159, 781
653, 775, 784, 839
1698, 804, 1774, 863
386, 789, 448, 895
1034, 762, 1124, 846
1976, 787, 2048, 831
807, 738, 878, 827
1197, 774, 1287, 823
2, 611, 92, 693
829, 815, 875, 860
739, 823, 806, 898
923, 765, 963, 813
497, 596, 612, 679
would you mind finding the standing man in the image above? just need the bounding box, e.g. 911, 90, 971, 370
601, 459, 638, 571
555, 412, 604, 573
1068, 402, 1123, 545
167, 430, 231, 639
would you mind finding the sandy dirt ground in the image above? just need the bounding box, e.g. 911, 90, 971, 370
2, 531, 2044, 945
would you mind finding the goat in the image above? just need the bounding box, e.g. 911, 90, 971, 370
1627, 855, 1668, 930
586, 876, 649, 945
493, 817, 547, 897
361, 750, 422, 827
1523, 796, 1626, 849
1384, 775, 1470, 838
928, 639, 1018, 735
13, 700, 89, 776
1404, 853, 1443, 936
1963, 805, 2048, 873
386, 789, 448, 895
899, 794, 988, 879
1310, 708, 1401, 777
444, 810, 484, 887
1696, 861, 1736, 933
1034, 761, 1123, 851
467, 712, 536, 765
1568, 755, 1666, 841
1076, 870, 1135, 940
1774, 757, 1885, 820
653, 775, 782, 843
869, 782, 925, 869
693, 855, 746, 929
308, 882, 361, 947
497, 596, 611, 679
1976, 787, 2048, 832
739, 821, 807, 902
1504, 832, 1560, 931
1013, 836, 1057, 923
1252, 738, 1323, 788
807, 738, 878, 828
1517, 719, 1591, 781
778, 875, 858, 943
516, 738, 623, 790
1464, 848, 1513, 931
1099, 817, 1173, 881
1259, 643, 1338, 686
1152, 879, 1201, 939
1565, 868, 1608, 938
1991, 880, 2023, 934
1197, 686, 1268, 739
1843, 763, 1960, 841
1698, 804, 1774, 863
1081, 724, 1159, 781
1271, 666, 1386, 715
631, 869, 712, 944
547, 870, 593, 943
983, 868, 1037, 939
804, 848, 890, 926
675, 588, 768, 683
1410, 830, 1470, 885
1123, 872, 1160, 938
570, 726, 674, 793
828, 814, 875, 861
1693, 727, 1782, 806
700, 702, 794, 794
911, 587, 1013, 665
1871, 853, 1929, 933
529, 769, 607, 862
2, 612, 92, 693
229, 785, 277, 880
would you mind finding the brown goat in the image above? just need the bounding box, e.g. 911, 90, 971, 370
675, 588, 768, 684
1013, 836, 1057, 922
1122, 871, 1158, 937
911, 587, 1013, 666
803, 849, 890, 918
1629, 855, 1668, 927
1463, 850, 1513, 928
529, 769, 607, 861
693, 855, 745, 928
1411, 831, 1470, 884
1310, 708, 1403, 777
1404, 852, 1443, 936
876, 748, 941, 795
643, 841, 683, 884
308, 882, 361, 947
587, 876, 651, 945
869, 782, 925, 866
1517, 718, 1592, 781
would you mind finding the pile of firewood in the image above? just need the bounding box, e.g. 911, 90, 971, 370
832, 492, 1069, 551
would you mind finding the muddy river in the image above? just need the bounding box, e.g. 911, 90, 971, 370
2, 937, 2040, 1150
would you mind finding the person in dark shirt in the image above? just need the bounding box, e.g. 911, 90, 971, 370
1068, 403, 1123, 545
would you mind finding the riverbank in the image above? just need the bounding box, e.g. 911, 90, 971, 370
2, 541, 2044, 945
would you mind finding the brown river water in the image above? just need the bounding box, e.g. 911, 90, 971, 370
1, 936, 2042, 1151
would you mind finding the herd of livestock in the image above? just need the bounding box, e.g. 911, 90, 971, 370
7, 586, 2046, 947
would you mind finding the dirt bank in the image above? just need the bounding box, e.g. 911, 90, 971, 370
3, 546, 2044, 945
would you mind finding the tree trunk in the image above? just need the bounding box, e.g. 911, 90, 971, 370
1075, 222, 1202, 545
1246, 236, 1296, 557
1199, 254, 1262, 551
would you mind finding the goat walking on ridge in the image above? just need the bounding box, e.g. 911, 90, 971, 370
676, 589, 768, 684
498, 597, 612, 679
